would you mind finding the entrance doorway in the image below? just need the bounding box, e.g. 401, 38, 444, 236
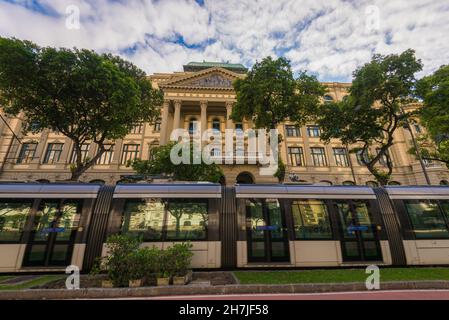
335, 200, 382, 262
246, 199, 290, 263
236, 172, 254, 184
23, 199, 81, 267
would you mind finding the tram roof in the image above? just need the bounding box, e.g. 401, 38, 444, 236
113, 183, 222, 198
235, 184, 376, 199
385, 186, 449, 199
0, 183, 101, 198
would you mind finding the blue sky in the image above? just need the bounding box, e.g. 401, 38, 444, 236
1, 0, 448, 82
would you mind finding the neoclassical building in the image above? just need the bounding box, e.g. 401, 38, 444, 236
0, 61, 448, 186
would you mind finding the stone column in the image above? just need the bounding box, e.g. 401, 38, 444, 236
173, 100, 182, 131
225, 101, 234, 129
159, 100, 170, 145
200, 100, 208, 135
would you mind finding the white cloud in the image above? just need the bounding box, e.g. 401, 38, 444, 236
0, 0, 448, 81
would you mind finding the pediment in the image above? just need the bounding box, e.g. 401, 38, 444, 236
160, 67, 242, 90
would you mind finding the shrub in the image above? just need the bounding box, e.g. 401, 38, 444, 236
165, 243, 194, 277
104, 234, 141, 287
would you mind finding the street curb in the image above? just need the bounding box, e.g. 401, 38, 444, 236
2, 281, 449, 299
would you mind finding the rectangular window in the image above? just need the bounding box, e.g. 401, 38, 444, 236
166, 200, 208, 240
307, 125, 321, 137
333, 148, 349, 167
97, 144, 115, 165
70, 143, 90, 164
376, 148, 389, 167
121, 144, 140, 164
17, 143, 37, 164
121, 199, 165, 240
285, 125, 300, 137
121, 199, 208, 241
311, 147, 327, 166
291, 200, 332, 239
153, 120, 161, 132
356, 149, 369, 166
43, 143, 64, 164
404, 200, 449, 239
130, 123, 144, 134
414, 124, 422, 134
0, 200, 32, 242
288, 147, 305, 166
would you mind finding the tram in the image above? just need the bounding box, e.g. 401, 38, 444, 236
0, 182, 448, 272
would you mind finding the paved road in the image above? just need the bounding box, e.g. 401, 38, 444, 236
136, 290, 449, 300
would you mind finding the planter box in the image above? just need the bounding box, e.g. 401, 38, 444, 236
129, 279, 143, 288
156, 277, 170, 286
101, 280, 114, 288
173, 276, 188, 286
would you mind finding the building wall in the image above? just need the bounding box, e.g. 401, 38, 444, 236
0, 67, 448, 186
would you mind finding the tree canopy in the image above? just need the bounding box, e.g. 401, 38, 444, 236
231, 56, 325, 130
414, 65, 449, 168
315, 49, 423, 185
129, 142, 224, 183
0, 37, 163, 181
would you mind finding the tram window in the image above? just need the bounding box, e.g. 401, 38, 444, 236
404, 200, 449, 239
291, 200, 332, 239
440, 201, 449, 220
166, 200, 208, 240
122, 199, 165, 240
0, 200, 32, 242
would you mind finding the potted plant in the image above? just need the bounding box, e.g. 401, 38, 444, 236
170, 243, 194, 285
128, 250, 146, 287
104, 234, 141, 287
155, 249, 171, 286
141, 247, 159, 286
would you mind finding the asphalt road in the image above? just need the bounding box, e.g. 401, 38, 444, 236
136, 290, 449, 300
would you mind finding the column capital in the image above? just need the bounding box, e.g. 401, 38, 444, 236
173, 99, 182, 107
225, 101, 235, 108
200, 100, 208, 108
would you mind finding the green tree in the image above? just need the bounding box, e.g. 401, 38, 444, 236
315, 49, 423, 185
0, 37, 163, 181
129, 142, 224, 183
231, 56, 325, 182
413, 65, 449, 168
231, 56, 325, 130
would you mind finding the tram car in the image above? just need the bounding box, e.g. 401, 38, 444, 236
0, 182, 448, 273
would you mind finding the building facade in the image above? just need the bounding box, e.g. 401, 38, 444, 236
0, 61, 448, 186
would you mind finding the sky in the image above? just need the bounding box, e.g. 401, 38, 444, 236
0, 0, 448, 82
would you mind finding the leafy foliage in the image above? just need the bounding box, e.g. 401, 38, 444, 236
0, 37, 163, 180
315, 49, 423, 185
414, 65, 449, 168
129, 142, 224, 183
231, 56, 325, 130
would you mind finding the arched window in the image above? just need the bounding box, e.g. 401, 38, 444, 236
323, 95, 334, 103
366, 181, 379, 187
388, 181, 401, 186
317, 180, 333, 186
189, 118, 198, 135
342, 181, 356, 186
440, 180, 449, 186
212, 119, 221, 132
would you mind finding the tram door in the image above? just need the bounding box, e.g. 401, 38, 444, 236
23, 199, 81, 267
246, 199, 290, 263
336, 200, 383, 262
